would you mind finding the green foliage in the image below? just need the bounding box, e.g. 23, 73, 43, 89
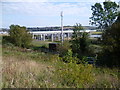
70, 23, 90, 58
2, 41, 119, 88
89, 44, 102, 55
116, 12, 120, 23
72, 23, 84, 39
56, 61, 95, 88
62, 49, 78, 63
90, 1, 119, 29
57, 41, 71, 57
97, 23, 120, 67
2, 36, 12, 45
91, 67, 119, 88
9, 25, 32, 48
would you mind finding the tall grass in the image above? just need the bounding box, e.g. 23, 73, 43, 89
1, 40, 120, 88
2, 56, 56, 88
2, 45, 59, 88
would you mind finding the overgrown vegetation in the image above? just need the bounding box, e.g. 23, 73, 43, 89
70, 23, 90, 59
89, 1, 120, 68
57, 40, 71, 57
1, 38, 119, 88
7, 25, 32, 48
56, 61, 95, 88
97, 22, 120, 67
1, 1, 120, 87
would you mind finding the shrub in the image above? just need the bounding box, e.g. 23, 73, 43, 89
2, 36, 15, 48
97, 22, 120, 67
62, 49, 78, 63
55, 48, 95, 88
2, 36, 11, 43
70, 23, 90, 59
57, 41, 71, 57
9, 25, 32, 48
56, 61, 95, 88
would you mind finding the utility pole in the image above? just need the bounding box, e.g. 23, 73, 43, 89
61, 11, 63, 43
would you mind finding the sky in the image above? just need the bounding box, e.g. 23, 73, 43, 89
1, 0, 120, 28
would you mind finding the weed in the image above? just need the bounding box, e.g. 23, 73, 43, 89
55, 61, 95, 88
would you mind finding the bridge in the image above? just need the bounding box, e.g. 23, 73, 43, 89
30, 30, 97, 41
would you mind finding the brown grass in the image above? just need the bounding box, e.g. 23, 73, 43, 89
1, 40, 119, 88
2, 55, 56, 88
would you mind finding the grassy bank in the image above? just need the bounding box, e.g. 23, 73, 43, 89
1, 40, 120, 88
2, 44, 59, 88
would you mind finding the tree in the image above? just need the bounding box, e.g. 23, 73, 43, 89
90, 1, 119, 29
70, 23, 90, 59
97, 21, 120, 67
72, 23, 84, 39
115, 12, 120, 22
9, 25, 32, 48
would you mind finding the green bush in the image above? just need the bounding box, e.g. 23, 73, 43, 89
55, 49, 95, 88
57, 41, 71, 57
56, 61, 95, 88
2, 36, 11, 44
2, 36, 15, 49
98, 22, 120, 67
62, 49, 78, 63
70, 23, 90, 58
9, 25, 32, 48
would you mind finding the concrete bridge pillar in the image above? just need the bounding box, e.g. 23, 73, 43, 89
63, 33, 64, 41
33, 35, 35, 39
38, 35, 39, 40
36, 35, 39, 40
58, 34, 60, 41
39, 35, 41, 40
54, 34, 56, 41
43, 34, 45, 41
36, 35, 38, 40
37, 35, 39, 40
35, 35, 37, 39
51, 34, 53, 42
40, 34, 42, 40
32, 34, 34, 39
67, 33, 69, 40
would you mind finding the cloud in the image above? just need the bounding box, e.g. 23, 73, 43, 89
2, 0, 119, 16
2, 2, 91, 17
1, 0, 48, 2
2, 0, 120, 2
2, 0, 120, 28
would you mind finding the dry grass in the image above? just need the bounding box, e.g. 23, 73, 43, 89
1, 39, 119, 88
91, 69, 119, 88
2, 54, 56, 88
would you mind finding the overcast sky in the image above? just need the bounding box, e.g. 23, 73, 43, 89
1, 0, 120, 28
